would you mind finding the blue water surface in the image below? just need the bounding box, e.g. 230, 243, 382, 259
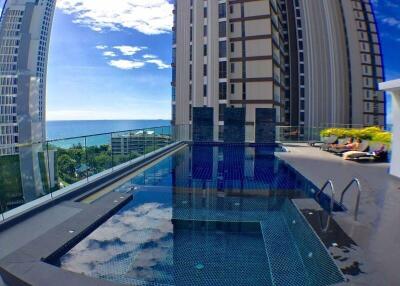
59, 144, 344, 286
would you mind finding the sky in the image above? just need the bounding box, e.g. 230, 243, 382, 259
0, 0, 399, 122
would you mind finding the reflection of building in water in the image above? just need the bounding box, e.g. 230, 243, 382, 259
170, 145, 313, 217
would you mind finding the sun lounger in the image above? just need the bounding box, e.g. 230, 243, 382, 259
331, 141, 369, 155
343, 144, 388, 162
320, 136, 338, 150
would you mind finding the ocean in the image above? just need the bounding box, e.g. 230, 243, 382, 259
46, 120, 170, 140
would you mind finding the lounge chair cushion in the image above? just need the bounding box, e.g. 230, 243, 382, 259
343, 151, 370, 159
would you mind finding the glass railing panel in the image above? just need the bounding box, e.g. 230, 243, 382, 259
86, 134, 112, 176
0, 141, 56, 219
276, 126, 302, 142
154, 126, 168, 149
48, 137, 87, 191
143, 128, 157, 155
0, 149, 25, 217
164, 125, 172, 144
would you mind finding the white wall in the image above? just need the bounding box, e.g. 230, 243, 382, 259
379, 80, 400, 178
390, 92, 400, 178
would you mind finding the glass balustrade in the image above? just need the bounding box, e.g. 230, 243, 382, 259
0, 124, 188, 221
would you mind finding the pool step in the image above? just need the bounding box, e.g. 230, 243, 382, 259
260, 213, 310, 286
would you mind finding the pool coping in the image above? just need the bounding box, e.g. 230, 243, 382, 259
0, 192, 132, 286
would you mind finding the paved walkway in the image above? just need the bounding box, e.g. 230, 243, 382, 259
278, 144, 400, 284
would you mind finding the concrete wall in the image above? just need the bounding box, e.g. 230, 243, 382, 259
379, 80, 400, 178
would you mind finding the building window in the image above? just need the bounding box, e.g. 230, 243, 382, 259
203, 84, 207, 97
231, 63, 235, 73
219, 104, 226, 121
230, 42, 235, 53
229, 5, 234, 14
230, 23, 234, 33
231, 84, 235, 94
219, 82, 227, 99
204, 25, 207, 37
219, 61, 227, 78
219, 21, 226, 37
219, 125, 224, 140
219, 41, 227, 58
218, 3, 226, 18
204, 44, 207, 56
204, 64, 207, 76
204, 7, 207, 18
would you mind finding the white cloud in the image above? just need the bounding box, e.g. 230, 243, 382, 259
143, 54, 158, 59
95, 45, 108, 50
108, 60, 145, 70
56, 0, 173, 35
103, 51, 117, 57
146, 59, 170, 70
382, 17, 400, 29
113, 45, 147, 56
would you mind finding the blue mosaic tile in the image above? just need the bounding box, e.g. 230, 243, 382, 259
60, 145, 345, 286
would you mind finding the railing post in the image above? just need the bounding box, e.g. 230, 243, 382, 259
153, 128, 156, 152
110, 132, 114, 171
46, 141, 53, 199
85, 136, 88, 182
0, 202, 4, 221
143, 129, 146, 158
161, 127, 164, 147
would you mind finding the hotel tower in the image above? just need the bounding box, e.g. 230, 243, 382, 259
0, 0, 56, 200
172, 0, 385, 141
0, 0, 56, 155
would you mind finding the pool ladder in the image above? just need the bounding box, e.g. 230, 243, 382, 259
315, 180, 335, 232
315, 178, 362, 231
339, 178, 362, 221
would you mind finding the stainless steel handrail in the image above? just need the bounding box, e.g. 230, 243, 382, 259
315, 180, 336, 232
340, 178, 362, 221
315, 180, 336, 214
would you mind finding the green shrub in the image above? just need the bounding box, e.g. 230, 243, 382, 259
320, 126, 392, 145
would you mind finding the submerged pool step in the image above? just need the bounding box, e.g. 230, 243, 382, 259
260, 213, 310, 286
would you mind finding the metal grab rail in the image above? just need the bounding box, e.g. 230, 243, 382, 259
315, 180, 336, 214
340, 178, 362, 221
315, 180, 336, 232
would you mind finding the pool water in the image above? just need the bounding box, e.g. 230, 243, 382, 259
59, 145, 345, 286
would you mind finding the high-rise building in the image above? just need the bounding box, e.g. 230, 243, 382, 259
281, 0, 385, 135
0, 0, 56, 156
172, 0, 284, 142
172, 0, 385, 141
0, 0, 56, 201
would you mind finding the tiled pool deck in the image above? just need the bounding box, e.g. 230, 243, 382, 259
0, 143, 399, 285
277, 144, 400, 285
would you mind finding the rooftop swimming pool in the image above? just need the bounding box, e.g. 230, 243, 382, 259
57, 144, 345, 286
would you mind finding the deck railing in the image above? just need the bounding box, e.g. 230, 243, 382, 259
0, 125, 191, 221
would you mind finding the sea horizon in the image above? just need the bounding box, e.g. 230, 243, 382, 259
46, 119, 171, 140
